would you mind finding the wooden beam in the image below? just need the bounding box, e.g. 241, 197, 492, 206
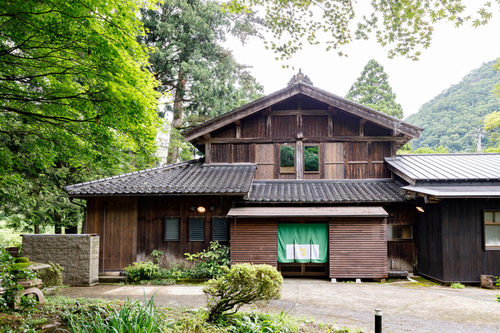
234, 119, 241, 125
266, 115, 272, 137
235, 123, 241, 138
203, 133, 211, 139
328, 114, 333, 137
205, 142, 211, 164
270, 110, 329, 116
197, 136, 409, 144
296, 140, 303, 180
359, 119, 367, 137
327, 105, 337, 115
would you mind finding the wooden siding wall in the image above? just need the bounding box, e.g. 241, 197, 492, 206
329, 217, 388, 278
86, 196, 233, 270
386, 204, 417, 271
205, 95, 396, 180
230, 219, 278, 267
418, 199, 500, 283
86, 197, 138, 271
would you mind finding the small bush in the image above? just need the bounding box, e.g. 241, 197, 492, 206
204, 263, 283, 323
38, 262, 64, 288
124, 261, 159, 282
185, 241, 230, 279
15, 257, 29, 263
450, 282, 465, 289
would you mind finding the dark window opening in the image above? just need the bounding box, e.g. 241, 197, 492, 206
484, 210, 500, 250
387, 225, 413, 240
213, 218, 228, 241
190, 217, 204, 241
164, 217, 180, 241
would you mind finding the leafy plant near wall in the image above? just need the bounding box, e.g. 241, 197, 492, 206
37, 262, 64, 288
0, 249, 38, 309
184, 241, 230, 279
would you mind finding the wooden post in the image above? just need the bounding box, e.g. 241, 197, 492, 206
296, 140, 304, 180
205, 142, 211, 164
235, 120, 241, 138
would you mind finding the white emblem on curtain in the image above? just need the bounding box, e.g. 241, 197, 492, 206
286, 244, 319, 260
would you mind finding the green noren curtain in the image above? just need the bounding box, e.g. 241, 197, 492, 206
278, 223, 328, 263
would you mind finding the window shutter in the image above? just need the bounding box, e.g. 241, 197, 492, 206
213, 218, 228, 241
190, 218, 204, 241
164, 218, 179, 241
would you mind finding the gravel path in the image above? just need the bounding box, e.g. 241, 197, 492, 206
59, 278, 500, 332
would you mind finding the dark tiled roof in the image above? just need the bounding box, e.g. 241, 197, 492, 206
64, 159, 256, 196
246, 179, 406, 203
386, 153, 500, 181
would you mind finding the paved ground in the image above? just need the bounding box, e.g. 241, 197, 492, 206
58, 278, 500, 332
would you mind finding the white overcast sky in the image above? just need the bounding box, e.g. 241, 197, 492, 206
224, 1, 500, 118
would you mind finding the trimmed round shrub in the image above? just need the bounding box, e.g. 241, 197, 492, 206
203, 263, 283, 323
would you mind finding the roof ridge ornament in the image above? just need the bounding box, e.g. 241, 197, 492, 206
287, 68, 313, 87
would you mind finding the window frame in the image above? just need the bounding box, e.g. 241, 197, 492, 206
279, 143, 296, 174
387, 225, 414, 241
304, 144, 320, 173
189, 217, 205, 242
484, 210, 500, 251
163, 217, 180, 242
212, 217, 228, 242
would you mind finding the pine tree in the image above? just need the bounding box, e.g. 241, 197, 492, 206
346, 59, 403, 119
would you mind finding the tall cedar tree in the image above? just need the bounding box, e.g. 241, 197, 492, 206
0, 0, 159, 232
346, 59, 403, 119
140, 0, 263, 163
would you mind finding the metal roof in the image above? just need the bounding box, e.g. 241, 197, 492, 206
246, 179, 406, 203
401, 185, 500, 198
64, 159, 256, 196
385, 153, 500, 182
227, 206, 388, 218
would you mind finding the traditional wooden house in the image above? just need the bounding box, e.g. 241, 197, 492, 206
64, 72, 500, 283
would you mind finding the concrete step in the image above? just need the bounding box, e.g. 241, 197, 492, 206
98, 275, 127, 284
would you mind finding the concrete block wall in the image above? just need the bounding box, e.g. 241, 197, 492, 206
22, 234, 99, 286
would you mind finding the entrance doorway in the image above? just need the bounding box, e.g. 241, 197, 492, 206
277, 222, 328, 277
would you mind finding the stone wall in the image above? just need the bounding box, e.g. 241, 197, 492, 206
22, 234, 99, 286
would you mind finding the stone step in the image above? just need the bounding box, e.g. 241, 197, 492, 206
98, 275, 127, 284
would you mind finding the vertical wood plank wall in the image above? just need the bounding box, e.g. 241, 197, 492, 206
86, 196, 233, 271
230, 219, 278, 267
86, 197, 138, 271
386, 204, 417, 271
329, 217, 388, 278
418, 199, 500, 283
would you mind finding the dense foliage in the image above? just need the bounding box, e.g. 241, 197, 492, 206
346, 59, 403, 119
224, 0, 500, 61
406, 60, 500, 153
204, 264, 283, 323
124, 243, 230, 283
139, 0, 263, 163
0, 0, 160, 232
0, 249, 37, 309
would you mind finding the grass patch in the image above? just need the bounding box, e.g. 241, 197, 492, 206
0, 295, 362, 332
450, 282, 465, 289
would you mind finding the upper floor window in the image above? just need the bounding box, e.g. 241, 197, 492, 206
280, 145, 295, 173
484, 210, 500, 250
304, 145, 319, 172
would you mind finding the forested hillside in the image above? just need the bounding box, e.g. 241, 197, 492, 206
406, 60, 500, 152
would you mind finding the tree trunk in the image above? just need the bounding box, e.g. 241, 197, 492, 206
167, 70, 187, 164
